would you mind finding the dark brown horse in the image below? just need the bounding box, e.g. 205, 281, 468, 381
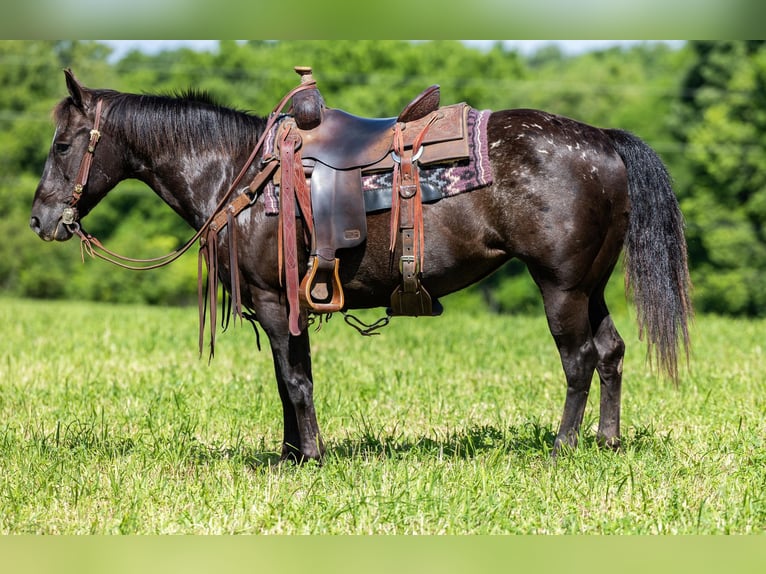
30, 70, 691, 462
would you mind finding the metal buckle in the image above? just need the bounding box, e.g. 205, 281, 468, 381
390, 146, 424, 164
87, 129, 101, 152
398, 255, 416, 274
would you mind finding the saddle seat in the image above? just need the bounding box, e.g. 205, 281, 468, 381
299, 111, 397, 170
296, 83, 442, 171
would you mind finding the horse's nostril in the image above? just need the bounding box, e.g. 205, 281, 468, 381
30, 216, 41, 233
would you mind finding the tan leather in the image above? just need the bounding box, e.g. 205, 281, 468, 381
398, 85, 440, 123
388, 122, 433, 316
367, 103, 469, 171
278, 130, 305, 336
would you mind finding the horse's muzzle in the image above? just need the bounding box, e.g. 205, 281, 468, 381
29, 214, 75, 242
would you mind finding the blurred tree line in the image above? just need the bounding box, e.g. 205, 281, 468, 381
1, 40, 764, 316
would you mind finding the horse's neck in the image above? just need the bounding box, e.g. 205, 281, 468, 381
120, 107, 263, 231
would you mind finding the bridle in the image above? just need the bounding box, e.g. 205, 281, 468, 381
61, 99, 103, 227
62, 79, 317, 272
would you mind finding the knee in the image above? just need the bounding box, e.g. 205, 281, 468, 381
285, 376, 314, 408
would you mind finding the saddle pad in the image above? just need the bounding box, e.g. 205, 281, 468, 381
362, 108, 492, 211
261, 107, 493, 215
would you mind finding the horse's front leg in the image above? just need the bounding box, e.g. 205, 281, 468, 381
258, 300, 324, 463
272, 329, 325, 462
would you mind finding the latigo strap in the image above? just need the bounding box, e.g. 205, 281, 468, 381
388, 118, 437, 316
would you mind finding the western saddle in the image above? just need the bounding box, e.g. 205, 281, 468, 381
212, 67, 472, 336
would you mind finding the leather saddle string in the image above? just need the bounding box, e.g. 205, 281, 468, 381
389, 124, 405, 255
278, 129, 303, 336
197, 242, 207, 354
413, 163, 424, 272
411, 115, 437, 271
198, 226, 220, 357
227, 206, 242, 322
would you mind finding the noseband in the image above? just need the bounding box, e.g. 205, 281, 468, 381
61, 99, 103, 226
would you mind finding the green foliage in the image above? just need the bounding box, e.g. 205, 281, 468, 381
3, 40, 765, 316
675, 41, 766, 316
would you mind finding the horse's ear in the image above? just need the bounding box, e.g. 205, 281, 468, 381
64, 68, 92, 111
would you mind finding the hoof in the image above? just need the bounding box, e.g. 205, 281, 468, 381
280, 443, 324, 465
552, 431, 578, 457
597, 434, 622, 451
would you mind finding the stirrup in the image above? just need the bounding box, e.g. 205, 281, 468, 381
299, 256, 344, 313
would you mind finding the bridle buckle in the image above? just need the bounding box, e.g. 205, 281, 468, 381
61, 206, 78, 225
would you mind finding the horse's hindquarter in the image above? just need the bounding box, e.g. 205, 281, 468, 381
484, 109, 630, 288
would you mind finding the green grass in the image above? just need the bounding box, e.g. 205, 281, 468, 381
1, 296, 764, 534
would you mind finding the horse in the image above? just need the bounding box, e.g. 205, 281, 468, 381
30, 69, 692, 463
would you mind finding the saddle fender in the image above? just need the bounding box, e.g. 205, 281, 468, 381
309, 162, 367, 254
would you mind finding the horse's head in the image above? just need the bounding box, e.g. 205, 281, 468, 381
30, 69, 122, 241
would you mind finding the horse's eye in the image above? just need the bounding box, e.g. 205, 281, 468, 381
55, 142, 71, 155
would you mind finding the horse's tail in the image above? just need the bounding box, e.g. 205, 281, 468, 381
606, 128, 692, 381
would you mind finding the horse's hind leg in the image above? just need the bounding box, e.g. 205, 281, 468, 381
537, 283, 600, 454
589, 290, 625, 450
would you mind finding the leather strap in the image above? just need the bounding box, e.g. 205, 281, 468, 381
278, 129, 305, 336
208, 159, 279, 233
196, 159, 279, 356
198, 226, 219, 357
397, 132, 420, 291
390, 119, 435, 270
71, 99, 104, 207
388, 117, 438, 316
227, 206, 241, 320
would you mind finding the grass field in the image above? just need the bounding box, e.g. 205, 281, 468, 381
1, 296, 764, 534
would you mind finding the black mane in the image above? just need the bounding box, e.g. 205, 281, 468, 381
163, 88, 230, 109
90, 88, 267, 155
